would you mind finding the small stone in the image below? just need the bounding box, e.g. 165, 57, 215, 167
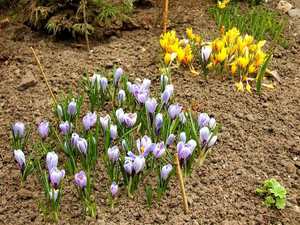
277, 1, 293, 13
17, 71, 37, 91
17, 188, 33, 199
288, 8, 300, 17
246, 114, 255, 122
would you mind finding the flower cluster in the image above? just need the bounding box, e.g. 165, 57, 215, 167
217, 0, 230, 9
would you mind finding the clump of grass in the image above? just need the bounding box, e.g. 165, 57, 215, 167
209, 4, 288, 47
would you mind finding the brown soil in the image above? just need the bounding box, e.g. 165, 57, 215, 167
0, 1, 300, 224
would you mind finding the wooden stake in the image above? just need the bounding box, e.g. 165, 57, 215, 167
30, 47, 57, 105
163, 0, 169, 33
82, 0, 90, 52
175, 154, 189, 214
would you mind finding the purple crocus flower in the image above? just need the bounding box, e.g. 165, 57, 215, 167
198, 113, 210, 128
199, 127, 217, 148
91, 73, 101, 88
114, 67, 123, 86
168, 104, 182, 120
74, 170, 87, 189
127, 81, 132, 93
67, 100, 77, 116
38, 121, 49, 139
179, 112, 186, 124
59, 121, 71, 135
118, 89, 126, 102
110, 124, 118, 140
166, 134, 176, 146
136, 89, 148, 104
161, 84, 174, 104
108, 146, 119, 162
14, 149, 25, 172
142, 79, 151, 89
124, 157, 133, 175
145, 98, 157, 114
177, 139, 197, 161
180, 132, 186, 143
82, 112, 97, 131
71, 132, 80, 147
201, 45, 212, 62
12, 122, 25, 138
153, 142, 166, 158
123, 113, 137, 128
76, 137, 88, 155
49, 189, 59, 202
161, 164, 173, 180
100, 115, 111, 130
49, 167, 65, 189
133, 156, 145, 174
137, 135, 155, 157
155, 113, 163, 135
116, 108, 125, 124
100, 77, 108, 91
46, 151, 58, 172
130, 80, 150, 104
209, 117, 216, 129
110, 182, 118, 197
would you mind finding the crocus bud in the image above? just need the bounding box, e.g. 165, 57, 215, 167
116, 108, 125, 124
114, 67, 123, 86
12, 122, 25, 138
155, 113, 163, 135
38, 121, 49, 139
59, 121, 71, 135
67, 100, 77, 116
179, 112, 186, 124
180, 132, 186, 143
201, 45, 212, 62
161, 84, 174, 104
160, 75, 169, 87
108, 146, 119, 162
145, 98, 157, 114
133, 156, 145, 174
100, 77, 108, 91
76, 137, 88, 155
14, 149, 25, 172
100, 115, 111, 130
153, 142, 166, 158
82, 112, 97, 131
46, 151, 58, 172
124, 157, 133, 175
136, 89, 149, 104
91, 73, 101, 88
122, 139, 128, 151
168, 104, 182, 120
49, 167, 65, 189
199, 127, 217, 148
49, 189, 59, 202
56, 105, 63, 119
74, 170, 87, 189
110, 182, 118, 197
209, 117, 216, 129
142, 79, 151, 89
118, 89, 126, 102
166, 134, 176, 146
127, 81, 132, 93
177, 142, 192, 161
71, 132, 80, 147
198, 113, 210, 128
161, 164, 173, 180
123, 113, 137, 128
110, 124, 118, 140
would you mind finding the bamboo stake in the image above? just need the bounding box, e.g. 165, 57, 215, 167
163, 0, 169, 33
174, 154, 189, 214
82, 0, 90, 52
30, 47, 57, 106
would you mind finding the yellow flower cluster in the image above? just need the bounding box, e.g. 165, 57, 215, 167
207, 27, 267, 92
217, 0, 230, 9
160, 28, 201, 66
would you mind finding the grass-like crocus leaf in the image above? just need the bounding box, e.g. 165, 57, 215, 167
256, 54, 272, 94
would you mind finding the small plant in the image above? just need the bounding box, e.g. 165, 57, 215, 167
256, 178, 287, 209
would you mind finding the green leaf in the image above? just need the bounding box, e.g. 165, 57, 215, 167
256, 188, 265, 195
270, 183, 286, 199
256, 54, 272, 94
275, 197, 286, 209
264, 196, 275, 207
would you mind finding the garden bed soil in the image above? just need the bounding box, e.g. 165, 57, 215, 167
0, 1, 300, 224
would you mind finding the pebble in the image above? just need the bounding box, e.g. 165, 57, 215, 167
288, 8, 300, 17
277, 1, 293, 13
17, 71, 37, 91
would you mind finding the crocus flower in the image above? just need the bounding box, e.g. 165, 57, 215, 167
142, 79, 151, 89
12, 122, 25, 138
122, 139, 128, 151
209, 117, 216, 129
199, 127, 217, 148
160, 75, 169, 87
14, 149, 25, 172
38, 121, 49, 139
118, 89, 126, 102
74, 170, 87, 189
49, 189, 59, 202
116, 108, 125, 124
46, 151, 58, 172
180, 132, 186, 143
124, 157, 133, 175
198, 113, 210, 128
126, 81, 132, 93
91, 73, 101, 88
155, 113, 163, 135
123, 113, 137, 128
130, 80, 150, 104
161, 164, 173, 180
108, 146, 119, 162
71, 132, 80, 147
161, 84, 174, 104
177, 140, 197, 161
49, 167, 65, 189
56, 105, 63, 119
100, 77, 108, 91
114, 67, 123, 86
76, 137, 88, 155
166, 134, 176, 146
201, 46, 212, 62
110, 182, 118, 197
67, 100, 77, 116
179, 112, 186, 124
136, 135, 155, 157
145, 98, 157, 114
59, 121, 71, 135
110, 124, 118, 140
168, 104, 182, 120
100, 115, 111, 130
153, 142, 166, 158
82, 112, 97, 131
133, 156, 145, 174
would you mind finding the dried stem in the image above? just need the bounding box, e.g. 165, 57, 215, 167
174, 154, 189, 214
163, 0, 169, 33
82, 0, 90, 52
30, 47, 57, 105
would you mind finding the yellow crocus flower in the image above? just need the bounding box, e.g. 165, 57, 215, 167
248, 63, 256, 73
235, 81, 244, 91
186, 28, 194, 40
231, 62, 237, 75
246, 82, 252, 93
216, 48, 227, 62
164, 53, 171, 65
255, 50, 266, 66
238, 56, 249, 69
